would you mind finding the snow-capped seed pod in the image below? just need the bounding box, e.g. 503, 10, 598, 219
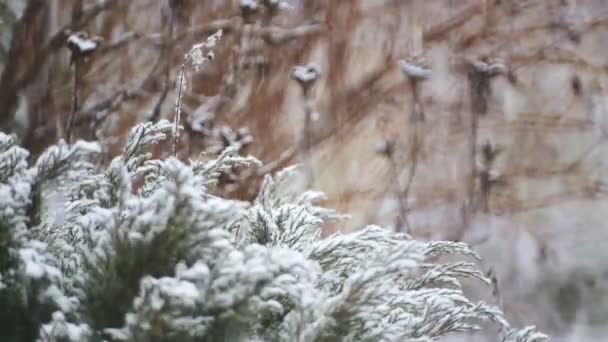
291, 63, 321, 96
398, 59, 431, 81
465, 57, 508, 115
467, 58, 508, 77
399, 57, 430, 122
65, 31, 102, 64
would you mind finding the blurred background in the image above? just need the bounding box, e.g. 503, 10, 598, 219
2, 0, 608, 340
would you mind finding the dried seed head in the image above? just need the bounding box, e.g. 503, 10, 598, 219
398, 59, 431, 81
66, 31, 102, 63
467, 57, 508, 77
291, 63, 321, 95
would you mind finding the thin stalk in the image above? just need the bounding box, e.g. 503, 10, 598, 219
393, 79, 423, 234
65, 0, 83, 144
303, 97, 315, 186
65, 60, 80, 144
387, 153, 411, 233
459, 69, 483, 239
468, 109, 478, 211
173, 65, 185, 156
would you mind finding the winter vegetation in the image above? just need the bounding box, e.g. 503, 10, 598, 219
0, 14, 546, 340
0, 120, 547, 341
3, 0, 608, 341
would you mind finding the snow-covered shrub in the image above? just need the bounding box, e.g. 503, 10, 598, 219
0, 122, 546, 341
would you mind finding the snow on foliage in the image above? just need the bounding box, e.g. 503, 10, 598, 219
0, 124, 547, 341
503, 326, 549, 342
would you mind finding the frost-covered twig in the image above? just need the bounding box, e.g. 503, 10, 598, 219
172, 29, 223, 156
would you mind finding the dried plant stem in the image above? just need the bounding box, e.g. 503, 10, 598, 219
400, 136, 420, 232
223, 22, 250, 104
393, 80, 424, 234
65, 60, 80, 144
303, 97, 315, 187
67, 0, 83, 144
468, 110, 478, 211
387, 154, 411, 234
173, 65, 185, 156
460, 70, 483, 238
406, 81, 423, 203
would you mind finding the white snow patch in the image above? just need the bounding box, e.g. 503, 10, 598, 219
292, 63, 321, 84
67, 33, 99, 53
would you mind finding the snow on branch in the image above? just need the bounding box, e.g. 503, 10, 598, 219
291, 63, 321, 95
